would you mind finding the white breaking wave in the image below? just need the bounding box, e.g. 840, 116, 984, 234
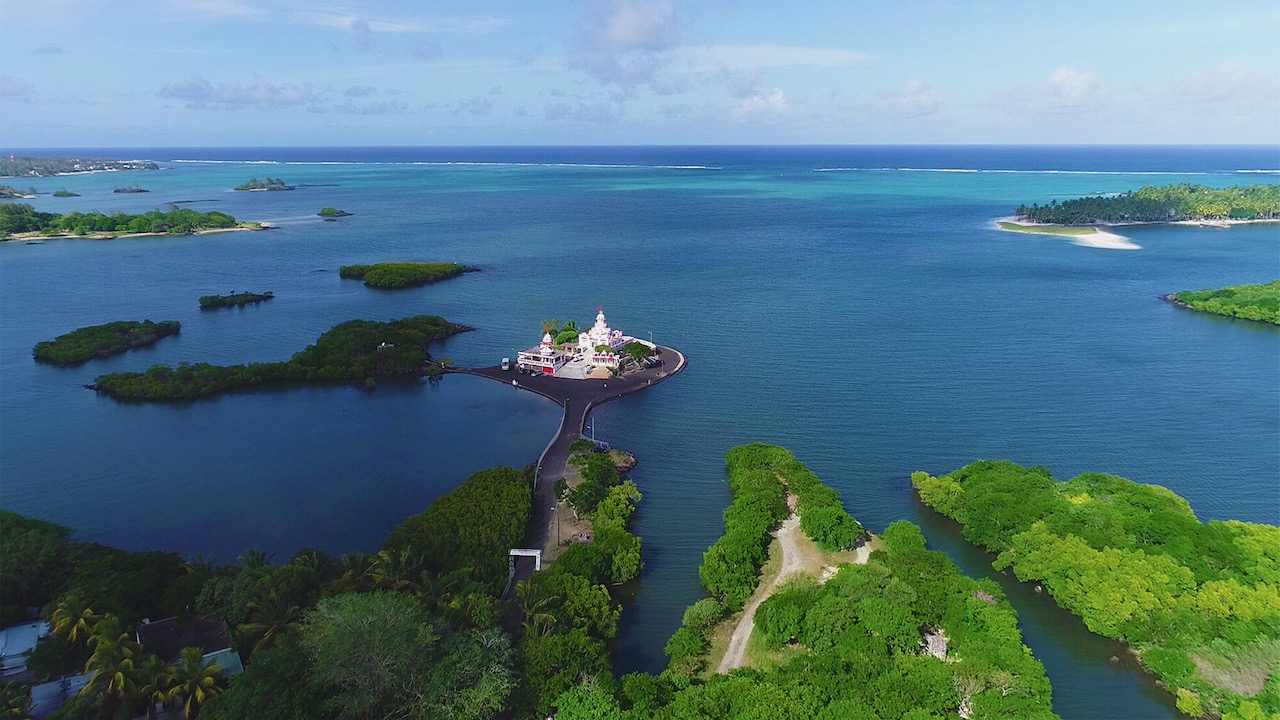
170, 159, 719, 170
814, 166, 1213, 175
1236, 169, 1280, 174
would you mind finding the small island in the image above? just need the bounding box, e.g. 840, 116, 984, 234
52, 189, 79, 197
113, 185, 149, 194
1015, 184, 1280, 224
999, 184, 1280, 250
234, 177, 292, 191
319, 207, 353, 218
0, 185, 37, 199
913, 461, 1280, 719
0, 156, 158, 178
1165, 280, 1280, 325
199, 291, 275, 310
91, 314, 469, 400
2, 204, 262, 241
33, 320, 181, 366
339, 262, 471, 289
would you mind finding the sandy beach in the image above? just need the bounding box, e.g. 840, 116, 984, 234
994, 217, 1141, 251
2, 223, 268, 243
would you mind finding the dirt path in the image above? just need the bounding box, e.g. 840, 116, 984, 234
716, 514, 802, 673
716, 512, 871, 673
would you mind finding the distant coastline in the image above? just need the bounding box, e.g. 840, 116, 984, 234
3, 223, 269, 243
994, 217, 1140, 250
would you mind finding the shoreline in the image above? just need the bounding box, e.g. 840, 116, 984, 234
994, 216, 1140, 250
3, 222, 270, 243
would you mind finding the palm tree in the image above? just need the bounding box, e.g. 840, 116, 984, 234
514, 581, 557, 637
331, 552, 372, 594
50, 593, 100, 647
1, 681, 34, 720
541, 318, 561, 334
165, 647, 225, 719
81, 616, 141, 703
237, 589, 301, 659
237, 548, 273, 577
134, 654, 177, 720
369, 549, 422, 592
183, 554, 219, 586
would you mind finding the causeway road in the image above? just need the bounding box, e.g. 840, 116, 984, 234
450, 345, 686, 581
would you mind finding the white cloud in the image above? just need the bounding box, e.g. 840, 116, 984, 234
174, 0, 262, 18
459, 96, 493, 115
731, 88, 787, 124
413, 39, 443, 61
1048, 67, 1102, 108
344, 85, 376, 98
0, 76, 38, 103
32, 44, 66, 55
302, 11, 421, 33
544, 100, 619, 124
350, 18, 376, 51
1174, 62, 1279, 116
572, 0, 679, 88
158, 76, 317, 109
876, 79, 942, 118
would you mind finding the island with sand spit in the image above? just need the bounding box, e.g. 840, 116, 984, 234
998, 183, 1280, 250
1, 204, 265, 241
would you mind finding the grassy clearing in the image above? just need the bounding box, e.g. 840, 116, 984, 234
1190, 637, 1280, 697
998, 220, 1097, 236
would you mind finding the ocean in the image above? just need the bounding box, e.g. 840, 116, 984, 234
2, 145, 1277, 718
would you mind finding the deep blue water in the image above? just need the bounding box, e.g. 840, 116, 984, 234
2, 146, 1278, 719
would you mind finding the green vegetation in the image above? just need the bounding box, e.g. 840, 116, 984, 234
339, 261, 469, 289
113, 186, 149, 194
53, 189, 80, 197
384, 467, 530, 590
0, 185, 36, 199
513, 445, 643, 718
1, 202, 242, 238
199, 291, 275, 310
1016, 183, 1280, 224
0, 156, 158, 178
33, 320, 181, 366
234, 177, 291, 191
317, 208, 352, 217
913, 460, 1280, 718
996, 221, 1096, 236
559, 445, 1056, 719
92, 315, 468, 400
621, 341, 653, 364
1170, 280, 1280, 325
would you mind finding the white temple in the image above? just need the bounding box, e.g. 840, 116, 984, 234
516, 306, 645, 378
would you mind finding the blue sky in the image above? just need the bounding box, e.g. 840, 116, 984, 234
2, 0, 1277, 146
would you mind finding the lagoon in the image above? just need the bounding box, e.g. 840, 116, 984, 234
2, 146, 1277, 719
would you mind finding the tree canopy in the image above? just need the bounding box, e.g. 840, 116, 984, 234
1015, 184, 1280, 224
913, 461, 1280, 719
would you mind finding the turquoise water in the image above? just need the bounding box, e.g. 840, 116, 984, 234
2, 146, 1277, 719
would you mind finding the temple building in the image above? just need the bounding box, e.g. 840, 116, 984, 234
516, 306, 641, 377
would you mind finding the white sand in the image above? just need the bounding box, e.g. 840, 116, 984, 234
995, 217, 1140, 251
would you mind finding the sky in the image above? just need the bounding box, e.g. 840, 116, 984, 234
2, 0, 1278, 147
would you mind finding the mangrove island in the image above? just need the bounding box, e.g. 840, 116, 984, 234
113, 186, 149, 194
234, 177, 292, 191
33, 320, 181, 366
1, 204, 261, 241
91, 314, 469, 400
913, 460, 1280, 719
1165, 280, 1280, 325
199, 291, 275, 310
339, 262, 471, 289
319, 207, 353, 218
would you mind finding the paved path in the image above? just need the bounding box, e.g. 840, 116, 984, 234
450, 345, 686, 585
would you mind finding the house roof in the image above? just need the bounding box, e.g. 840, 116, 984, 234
135, 616, 230, 664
